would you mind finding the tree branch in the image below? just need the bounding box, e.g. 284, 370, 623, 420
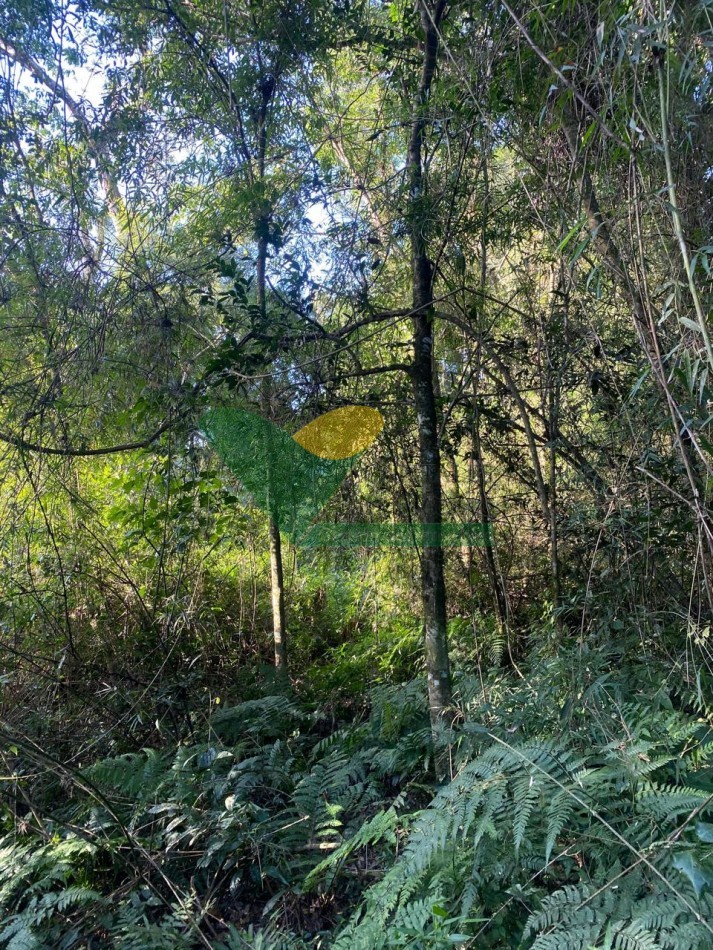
0, 417, 177, 457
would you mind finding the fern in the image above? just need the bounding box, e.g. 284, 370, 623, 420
333, 694, 713, 949
305, 806, 400, 889
5, 661, 713, 948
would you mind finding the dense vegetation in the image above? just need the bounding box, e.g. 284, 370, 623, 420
1, 0, 713, 945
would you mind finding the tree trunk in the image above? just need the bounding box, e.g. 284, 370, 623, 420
254, 63, 290, 685
540, 274, 562, 610
257, 238, 289, 687
255, 236, 289, 688
256, 230, 289, 688
471, 384, 508, 629
407, 0, 452, 732
267, 515, 288, 682
472, 147, 509, 632
547, 383, 560, 609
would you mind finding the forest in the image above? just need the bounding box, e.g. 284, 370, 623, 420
1, 0, 713, 946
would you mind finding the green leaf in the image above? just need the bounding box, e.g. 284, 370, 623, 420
581, 121, 597, 147
570, 237, 591, 265
557, 215, 587, 253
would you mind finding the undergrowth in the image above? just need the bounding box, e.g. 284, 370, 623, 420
1, 641, 713, 948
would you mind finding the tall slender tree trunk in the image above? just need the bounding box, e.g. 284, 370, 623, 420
540, 271, 562, 610
471, 381, 508, 628
255, 232, 289, 686
254, 74, 289, 688
473, 148, 509, 632
256, 234, 289, 688
407, 0, 452, 731
547, 383, 560, 608
267, 516, 288, 679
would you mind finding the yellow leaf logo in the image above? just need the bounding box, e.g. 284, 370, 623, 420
292, 406, 384, 460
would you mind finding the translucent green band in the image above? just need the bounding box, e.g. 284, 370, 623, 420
297, 522, 492, 548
